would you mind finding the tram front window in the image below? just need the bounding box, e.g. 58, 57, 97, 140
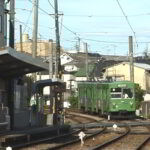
111, 88, 122, 98
123, 88, 133, 98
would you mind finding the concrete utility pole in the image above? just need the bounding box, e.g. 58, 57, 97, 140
129, 36, 134, 83
76, 37, 80, 52
54, 0, 61, 78
9, 0, 15, 48
84, 42, 89, 80
20, 25, 23, 52
4, 2, 7, 47
49, 39, 54, 114
49, 39, 53, 79
32, 0, 39, 58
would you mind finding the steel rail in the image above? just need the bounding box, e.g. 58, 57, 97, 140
46, 127, 106, 150
4, 129, 82, 150
135, 136, 150, 150
88, 126, 130, 150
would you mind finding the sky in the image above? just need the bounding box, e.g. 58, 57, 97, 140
15, 0, 150, 56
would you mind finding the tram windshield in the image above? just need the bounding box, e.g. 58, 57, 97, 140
111, 88, 133, 99
122, 88, 133, 98
111, 88, 122, 98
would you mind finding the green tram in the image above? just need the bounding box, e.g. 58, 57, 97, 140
77, 81, 136, 118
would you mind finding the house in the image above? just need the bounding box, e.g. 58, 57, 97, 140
104, 62, 150, 91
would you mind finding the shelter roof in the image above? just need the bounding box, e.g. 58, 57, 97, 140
32, 78, 65, 94
0, 47, 48, 78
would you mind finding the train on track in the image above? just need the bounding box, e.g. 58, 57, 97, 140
77, 80, 136, 118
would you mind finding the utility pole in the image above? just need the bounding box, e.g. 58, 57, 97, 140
76, 37, 80, 52
32, 0, 39, 58
20, 25, 23, 52
49, 39, 54, 114
53, 0, 64, 125
49, 39, 53, 79
4, 2, 7, 47
9, 0, 15, 48
129, 36, 134, 83
32, 0, 39, 83
85, 42, 89, 80
54, 0, 61, 78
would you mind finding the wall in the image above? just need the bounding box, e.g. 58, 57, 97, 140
15, 41, 51, 57
104, 63, 148, 91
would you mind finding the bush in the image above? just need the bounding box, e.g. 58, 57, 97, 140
135, 84, 145, 109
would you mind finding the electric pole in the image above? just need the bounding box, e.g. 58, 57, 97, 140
85, 42, 89, 80
9, 0, 15, 48
49, 39, 54, 114
32, 0, 39, 58
20, 25, 23, 52
76, 37, 80, 52
54, 0, 61, 78
129, 36, 134, 83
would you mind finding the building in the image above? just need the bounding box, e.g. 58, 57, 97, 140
104, 62, 150, 91
15, 34, 55, 57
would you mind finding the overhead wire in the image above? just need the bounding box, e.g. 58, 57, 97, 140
47, 0, 55, 9
28, 0, 78, 37
15, 18, 48, 40
116, 0, 138, 48
22, 7, 33, 33
19, 0, 149, 52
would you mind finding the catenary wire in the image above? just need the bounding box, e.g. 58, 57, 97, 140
116, 0, 138, 48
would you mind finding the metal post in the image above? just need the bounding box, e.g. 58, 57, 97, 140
32, 0, 39, 58
129, 36, 134, 83
8, 79, 15, 130
20, 25, 23, 52
9, 0, 15, 48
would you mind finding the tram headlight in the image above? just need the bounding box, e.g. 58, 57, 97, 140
112, 103, 116, 108
112, 103, 118, 109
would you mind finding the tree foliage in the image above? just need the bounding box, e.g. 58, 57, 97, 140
135, 84, 145, 109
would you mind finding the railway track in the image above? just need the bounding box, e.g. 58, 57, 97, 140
134, 126, 150, 150
97, 126, 150, 150
1, 110, 150, 149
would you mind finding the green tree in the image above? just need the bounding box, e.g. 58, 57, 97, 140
135, 84, 145, 109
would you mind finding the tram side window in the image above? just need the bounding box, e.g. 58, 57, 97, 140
111, 88, 122, 98
123, 88, 133, 98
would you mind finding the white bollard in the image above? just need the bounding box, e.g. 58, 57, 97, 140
6, 147, 12, 150
78, 131, 86, 146
113, 124, 118, 131
108, 115, 110, 121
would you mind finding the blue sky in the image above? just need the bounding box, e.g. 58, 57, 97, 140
15, 0, 150, 56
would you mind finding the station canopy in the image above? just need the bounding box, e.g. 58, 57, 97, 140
32, 78, 66, 94
0, 47, 48, 78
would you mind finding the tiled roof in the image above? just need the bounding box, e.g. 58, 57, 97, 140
75, 64, 96, 77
